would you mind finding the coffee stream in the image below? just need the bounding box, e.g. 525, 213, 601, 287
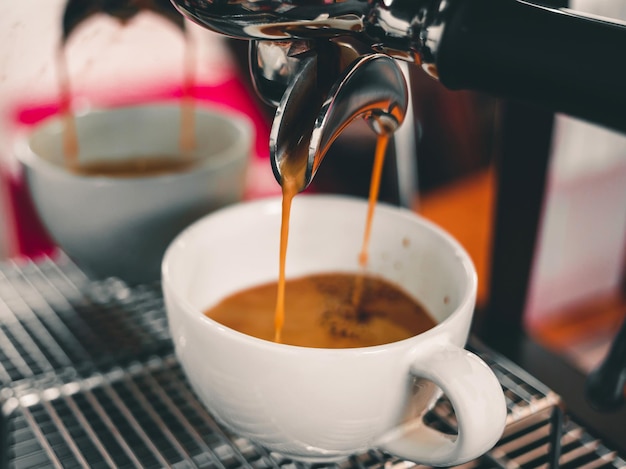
179, 37, 197, 155
273, 123, 312, 343
57, 49, 79, 169
274, 175, 298, 343
57, 33, 197, 172
352, 134, 389, 309
273, 133, 392, 343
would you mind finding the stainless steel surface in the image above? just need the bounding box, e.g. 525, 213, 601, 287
0, 255, 168, 386
171, 0, 626, 95
1, 254, 625, 468
170, 0, 439, 64
173, 0, 423, 191
62, 0, 186, 43
250, 41, 312, 108
270, 52, 408, 191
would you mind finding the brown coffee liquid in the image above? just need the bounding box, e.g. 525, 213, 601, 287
71, 155, 196, 177
179, 34, 197, 154
358, 134, 389, 268
274, 175, 299, 343
57, 49, 79, 169
205, 272, 436, 348
352, 134, 389, 307
273, 134, 392, 343
273, 127, 310, 343
57, 34, 197, 169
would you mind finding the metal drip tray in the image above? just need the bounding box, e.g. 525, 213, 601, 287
1, 254, 625, 468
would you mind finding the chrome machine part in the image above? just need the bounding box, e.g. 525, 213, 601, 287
170, 0, 443, 68
62, 0, 186, 43
269, 52, 408, 191
172, 0, 626, 134
171, 0, 435, 192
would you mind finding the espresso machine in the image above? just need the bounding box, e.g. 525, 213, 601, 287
1, 0, 626, 467
167, 0, 626, 406
170, 0, 626, 453
167, 0, 626, 178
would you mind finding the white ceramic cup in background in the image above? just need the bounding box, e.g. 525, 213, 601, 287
16, 103, 253, 284
162, 194, 507, 466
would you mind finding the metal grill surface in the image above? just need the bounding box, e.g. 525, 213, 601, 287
1, 254, 625, 469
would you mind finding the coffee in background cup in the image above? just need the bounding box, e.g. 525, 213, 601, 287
16, 103, 253, 284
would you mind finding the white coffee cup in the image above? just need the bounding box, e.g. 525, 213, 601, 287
16, 103, 252, 284
162, 194, 507, 466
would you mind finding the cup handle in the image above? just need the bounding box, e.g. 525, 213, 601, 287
376, 345, 507, 466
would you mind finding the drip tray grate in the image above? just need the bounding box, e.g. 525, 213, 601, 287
0, 254, 170, 387
1, 254, 625, 468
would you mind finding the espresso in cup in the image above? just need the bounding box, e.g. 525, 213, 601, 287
205, 272, 436, 348
71, 155, 196, 178
162, 195, 507, 465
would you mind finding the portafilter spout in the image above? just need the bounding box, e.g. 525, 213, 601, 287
267, 47, 408, 192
